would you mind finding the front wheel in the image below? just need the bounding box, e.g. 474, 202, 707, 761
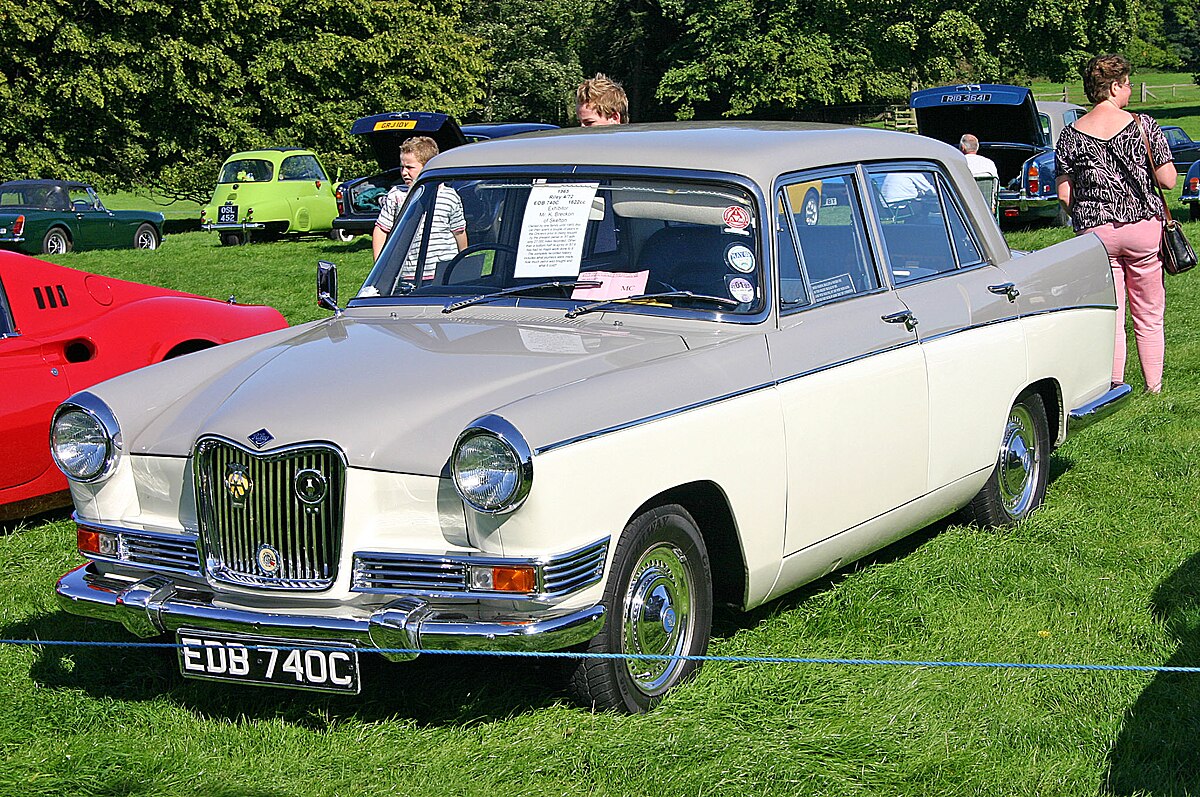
566, 504, 712, 713
802, 188, 820, 226
42, 227, 71, 255
962, 391, 1050, 527
134, 223, 159, 250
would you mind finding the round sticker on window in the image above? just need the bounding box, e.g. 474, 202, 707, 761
723, 206, 751, 229
728, 277, 755, 303
725, 244, 755, 273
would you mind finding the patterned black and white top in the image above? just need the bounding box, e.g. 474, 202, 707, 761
1054, 113, 1173, 232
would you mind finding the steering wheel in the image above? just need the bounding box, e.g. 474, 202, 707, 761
440, 243, 518, 285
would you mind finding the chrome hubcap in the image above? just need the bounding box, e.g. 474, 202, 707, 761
621, 542, 694, 696
48, 234, 66, 254
137, 231, 156, 249
997, 404, 1040, 518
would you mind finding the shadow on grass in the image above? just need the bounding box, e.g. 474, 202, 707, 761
1104, 550, 1200, 795
0, 506, 72, 537
5, 610, 566, 728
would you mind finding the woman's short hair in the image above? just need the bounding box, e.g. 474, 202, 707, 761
1083, 54, 1132, 104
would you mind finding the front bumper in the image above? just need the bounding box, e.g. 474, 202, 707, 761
56, 563, 605, 662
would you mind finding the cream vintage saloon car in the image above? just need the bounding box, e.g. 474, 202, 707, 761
52, 123, 1129, 713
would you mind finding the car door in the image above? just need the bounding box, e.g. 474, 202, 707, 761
67, 186, 117, 249
865, 165, 1026, 490
280, 154, 331, 231
0, 276, 73, 491
769, 170, 930, 556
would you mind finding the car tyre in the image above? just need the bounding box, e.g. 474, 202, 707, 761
42, 227, 71, 255
962, 391, 1050, 527
220, 232, 244, 247
134, 223, 159, 250
329, 228, 356, 242
566, 503, 712, 713
1190, 202, 1199, 223
803, 188, 820, 226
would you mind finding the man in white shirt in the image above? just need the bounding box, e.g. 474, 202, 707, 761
372, 137, 467, 271
960, 133, 999, 178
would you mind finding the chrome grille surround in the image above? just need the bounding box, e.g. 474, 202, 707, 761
194, 436, 346, 591
77, 519, 201, 576
352, 537, 609, 599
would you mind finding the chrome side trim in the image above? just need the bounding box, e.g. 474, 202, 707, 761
1067, 382, 1133, 434
55, 564, 606, 661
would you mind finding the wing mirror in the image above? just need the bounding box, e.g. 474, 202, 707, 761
317, 260, 342, 316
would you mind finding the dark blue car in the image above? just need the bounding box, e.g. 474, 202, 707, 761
333, 112, 557, 235
911, 84, 1065, 226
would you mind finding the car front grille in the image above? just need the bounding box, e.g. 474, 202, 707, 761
194, 437, 346, 590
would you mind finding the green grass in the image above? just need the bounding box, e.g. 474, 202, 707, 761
4, 227, 1200, 795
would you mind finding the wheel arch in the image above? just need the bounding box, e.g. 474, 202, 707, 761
630, 480, 747, 610
1023, 377, 1063, 446
162, 339, 217, 360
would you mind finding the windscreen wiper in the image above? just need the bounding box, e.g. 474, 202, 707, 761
565, 291, 742, 319
442, 280, 602, 314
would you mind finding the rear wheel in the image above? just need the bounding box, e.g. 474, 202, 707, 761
566, 504, 712, 713
134, 223, 159, 250
42, 227, 71, 255
802, 188, 820, 226
329, 228, 356, 242
219, 232, 244, 247
962, 391, 1050, 527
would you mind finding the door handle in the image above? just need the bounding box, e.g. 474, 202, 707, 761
881, 310, 918, 332
988, 282, 1020, 302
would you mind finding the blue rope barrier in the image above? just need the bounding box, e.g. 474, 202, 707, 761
2, 638, 1197, 673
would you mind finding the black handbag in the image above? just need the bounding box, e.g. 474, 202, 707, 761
1141, 120, 1196, 274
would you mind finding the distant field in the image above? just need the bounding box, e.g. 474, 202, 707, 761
1032, 71, 1200, 107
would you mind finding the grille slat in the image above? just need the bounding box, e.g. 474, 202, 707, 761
196, 438, 345, 591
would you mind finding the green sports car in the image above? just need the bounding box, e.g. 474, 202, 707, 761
0, 180, 164, 255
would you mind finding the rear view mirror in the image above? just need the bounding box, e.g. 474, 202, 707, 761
317, 260, 341, 316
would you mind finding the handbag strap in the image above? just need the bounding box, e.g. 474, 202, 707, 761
1139, 117, 1173, 224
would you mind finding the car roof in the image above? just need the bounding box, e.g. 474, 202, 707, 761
1036, 100, 1085, 113
426, 121, 960, 188
0, 179, 92, 191
222, 148, 314, 160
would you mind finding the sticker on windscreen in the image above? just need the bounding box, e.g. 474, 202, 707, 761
723, 206, 751, 230
725, 244, 755, 273
728, 277, 755, 303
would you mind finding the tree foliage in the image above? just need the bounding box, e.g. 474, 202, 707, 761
0, 0, 483, 202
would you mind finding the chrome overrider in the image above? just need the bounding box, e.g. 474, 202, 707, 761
55, 565, 606, 662
1067, 382, 1133, 432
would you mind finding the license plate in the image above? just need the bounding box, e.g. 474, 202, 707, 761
217, 204, 238, 224
177, 629, 360, 694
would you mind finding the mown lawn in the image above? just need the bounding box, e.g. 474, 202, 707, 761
3, 218, 1200, 795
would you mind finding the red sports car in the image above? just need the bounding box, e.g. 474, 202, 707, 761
0, 250, 288, 520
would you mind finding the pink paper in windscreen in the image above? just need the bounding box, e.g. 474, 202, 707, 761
571, 270, 650, 300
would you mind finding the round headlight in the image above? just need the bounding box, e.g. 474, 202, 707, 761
51, 401, 118, 482
451, 416, 532, 514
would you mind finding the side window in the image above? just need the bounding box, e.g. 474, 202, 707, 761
782, 174, 879, 307
280, 155, 327, 182
941, 178, 986, 267
870, 169, 961, 284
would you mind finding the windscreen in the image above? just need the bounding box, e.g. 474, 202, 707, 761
358, 176, 763, 315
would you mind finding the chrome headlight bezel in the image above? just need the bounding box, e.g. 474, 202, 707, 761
49, 392, 122, 484
451, 415, 533, 515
